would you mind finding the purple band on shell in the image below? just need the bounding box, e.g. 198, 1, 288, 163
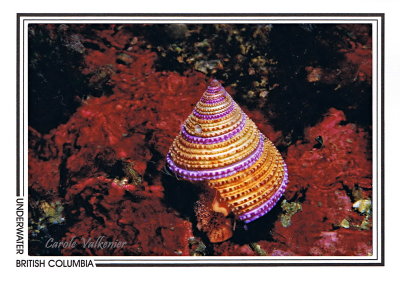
201, 94, 226, 104
166, 134, 265, 181
238, 163, 289, 223
206, 85, 222, 93
181, 113, 246, 144
193, 103, 234, 120
202, 90, 229, 103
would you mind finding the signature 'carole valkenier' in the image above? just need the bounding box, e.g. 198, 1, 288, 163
45, 236, 127, 249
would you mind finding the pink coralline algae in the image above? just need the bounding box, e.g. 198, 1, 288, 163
29, 27, 204, 256
262, 108, 372, 256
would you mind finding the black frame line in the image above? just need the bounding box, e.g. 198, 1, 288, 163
17, 13, 384, 17
94, 264, 383, 267
16, 15, 20, 197
17, 13, 385, 267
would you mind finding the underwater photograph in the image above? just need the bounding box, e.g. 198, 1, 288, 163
27, 23, 373, 256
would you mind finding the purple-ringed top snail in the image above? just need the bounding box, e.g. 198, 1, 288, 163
166, 79, 288, 242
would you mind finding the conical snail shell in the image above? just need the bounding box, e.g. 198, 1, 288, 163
166, 80, 288, 223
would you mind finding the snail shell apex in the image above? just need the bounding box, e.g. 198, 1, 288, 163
166, 80, 288, 223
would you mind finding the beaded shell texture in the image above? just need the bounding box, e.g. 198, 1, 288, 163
166, 80, 288, 223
